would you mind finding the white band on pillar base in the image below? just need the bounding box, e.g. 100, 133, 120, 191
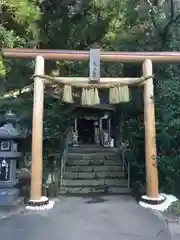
26, 196, 55, 211
140, 194, 166, 205
139, 193, 178, 211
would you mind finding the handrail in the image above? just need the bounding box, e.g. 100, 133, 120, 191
60, 137, 69, 189
120, 141, 130, 189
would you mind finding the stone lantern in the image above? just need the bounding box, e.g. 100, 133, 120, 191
0, 110, 25, 205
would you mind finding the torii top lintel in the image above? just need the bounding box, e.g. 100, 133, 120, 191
2, 48, 180, 63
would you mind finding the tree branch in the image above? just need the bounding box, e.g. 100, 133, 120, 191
145, 0, 159, 32
161, 0, 175, 35
146, 0, 180, 45
0, 84, 33, 99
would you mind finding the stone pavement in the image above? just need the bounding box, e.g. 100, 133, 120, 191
0, 195, 172, 240
152, 209, 180, 240
168, 223, 180, 240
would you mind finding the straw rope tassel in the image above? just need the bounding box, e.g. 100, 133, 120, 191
81, 87, 90, 105
62, 84, 73, 103
117, 85, 122, 103
93, 88, 100, 105
81, 87, 86, 105
81, 86, 100, 106
86, 88, 91, 105
109, 85, 130, 104
122, 86, 130, 102
109, 87, 116, 104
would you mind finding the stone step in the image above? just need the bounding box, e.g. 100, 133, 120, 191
63, 178, 128, 187
67, 153, 119, 161
59, 186, 131, 195
68, 146, 118, 154
65, 165, 123, 172
108, 187, 131, 194
66, 159, 121, 166
63, 171, 125, 179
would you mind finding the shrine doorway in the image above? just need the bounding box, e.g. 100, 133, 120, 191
77, 119, 94, 144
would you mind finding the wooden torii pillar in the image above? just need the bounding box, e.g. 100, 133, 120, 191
28, 56, 49, 208
143, 60, 158, 197
141, 59, 164, 204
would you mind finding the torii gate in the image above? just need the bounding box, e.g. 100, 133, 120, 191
2, 48, 179, 209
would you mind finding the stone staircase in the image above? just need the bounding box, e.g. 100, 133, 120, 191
59, 145, 131, 195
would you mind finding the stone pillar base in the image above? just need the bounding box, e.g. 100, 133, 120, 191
26, 196, 55, 211
139, 194, 178, 211
140, 194, 166, 205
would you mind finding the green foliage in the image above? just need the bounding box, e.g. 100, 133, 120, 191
0, 55, 6, 77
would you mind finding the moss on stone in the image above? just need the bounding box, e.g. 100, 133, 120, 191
166, 200, 180, 216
